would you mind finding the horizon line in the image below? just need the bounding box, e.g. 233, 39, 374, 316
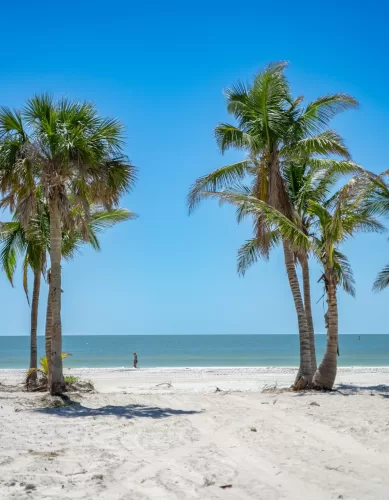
0, 332, 387, 337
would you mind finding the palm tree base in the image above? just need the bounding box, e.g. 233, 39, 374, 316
312, 371, 335, 390
292, 375, 313, 391
49, 381, 66, 396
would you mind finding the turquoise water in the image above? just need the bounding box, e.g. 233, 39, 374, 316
0, 334, 388, 369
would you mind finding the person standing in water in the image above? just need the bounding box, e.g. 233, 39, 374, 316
133, 352, 138, 369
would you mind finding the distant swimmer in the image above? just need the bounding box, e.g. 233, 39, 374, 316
358, 336, 361, 340
133, 352, 138, 369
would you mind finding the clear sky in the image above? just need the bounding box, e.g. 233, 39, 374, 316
0, 0, 388, 335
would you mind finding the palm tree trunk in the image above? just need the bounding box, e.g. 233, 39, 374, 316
282, 239, 312, 387
45, 288, 52, 379
301, 253, 317, 372
29, 268, 41, 379
313, 272, 338, 389
48, 199, 64, 395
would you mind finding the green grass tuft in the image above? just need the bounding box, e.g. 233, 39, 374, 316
64, 375, 79, 384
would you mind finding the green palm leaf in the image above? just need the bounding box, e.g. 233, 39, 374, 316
297, 94, 358, 135
282, 130, 351, 159
188, 160, 252, 213
237, 232, 280, 275
333, 250, 356, 297
204, 191, 313, 254
373, 265, 389, 292
0, 221, 26, 284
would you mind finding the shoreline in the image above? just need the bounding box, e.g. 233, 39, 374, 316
3, 365, 389, 371
2, 366, 389, 394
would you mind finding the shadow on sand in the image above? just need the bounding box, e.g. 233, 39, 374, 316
334, 384, 389, 398
34, 397, 202, 419
294, 384, 389, 398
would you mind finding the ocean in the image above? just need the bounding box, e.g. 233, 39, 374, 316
0, 334, 388, 369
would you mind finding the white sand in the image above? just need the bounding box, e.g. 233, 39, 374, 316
1, 367, 389, 499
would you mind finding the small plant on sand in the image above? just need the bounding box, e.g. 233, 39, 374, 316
26, 353, 71, 391
64, 375, 79, 385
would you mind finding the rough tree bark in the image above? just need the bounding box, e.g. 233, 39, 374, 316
313, 272, 338, 389
45, 287, 52, 378
48, 199, 64, 394
301, 253, 317, 372
29, 268, 41, 381
282, 240, 313, 387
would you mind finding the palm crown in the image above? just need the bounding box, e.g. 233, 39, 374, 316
0, 94, 136, 223
189, 62, 357, 212
188, 62, 359, 262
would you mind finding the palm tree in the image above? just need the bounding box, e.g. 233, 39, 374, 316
188, 62, 358, 386
309, 188, 383, 389
283, 159, 363, 373
237, 158, 362, 373
213, 180, 383, 389
0, 95, 136, 394
0, 201, 134, 380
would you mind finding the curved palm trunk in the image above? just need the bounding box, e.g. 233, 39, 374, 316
268, 156, 312, 386
29, 269, 41, 379
313, 273, 338, 389
282, 239, 312, 387
301, 253, 317, 372
45, 290, 52, 379
48, 199, 64, 395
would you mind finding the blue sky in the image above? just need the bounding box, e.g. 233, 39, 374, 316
0, 0, 388, 335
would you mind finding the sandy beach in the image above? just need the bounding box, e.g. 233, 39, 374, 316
1, 367, 389, 499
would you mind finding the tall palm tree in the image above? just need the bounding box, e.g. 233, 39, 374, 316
188, 62, 358, 386
309, 188, 383, 388
214, 181, 383, 389
0, 95, 136, 394
237, 158, 363, 373
284, 159, 363, 373
0, 202, 134, 379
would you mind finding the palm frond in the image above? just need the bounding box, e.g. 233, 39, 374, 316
373, 264, 389, 292
0, 107, 26, 137
214, 124, 260, 153
0, 221, 27, 285
39, 352, 71, 374
89, 208, 136, 233
361, 173, 389, 216
297, 94, 358, 135
237, 231, 281, 275
333, 250, 356, 297
188, 160, 252, 213
204, 191, 314, 254
237, 238, 261, 275
282, 130, 351, 160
